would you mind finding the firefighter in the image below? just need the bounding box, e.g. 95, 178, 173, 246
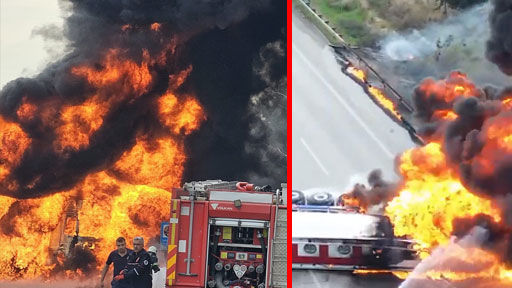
147, 246, 160, 273
100, 237, 132, 288
114, 236, 152, 288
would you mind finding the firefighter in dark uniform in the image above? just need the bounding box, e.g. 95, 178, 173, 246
100, 237, 132, 288
114, 236, 152, 288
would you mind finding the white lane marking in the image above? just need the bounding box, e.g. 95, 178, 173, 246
292, 44, 394, 159
300, 137, 330, 176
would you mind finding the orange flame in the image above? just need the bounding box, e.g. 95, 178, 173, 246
346, 66, 366, 82
70, 171, 172, 264
418, 72, 477, 105
353, 270, 409, 279
150, 23, 161, 31
345, 65, 401, 120
55, 97, 107, 151
486, 123, 512, 153
368, 86, 400, 120
0, 44, 204, 280
159, 93, 205, 135
54, 49, 156, 151
386, 143, 501, 251
502, 98, 512, 109
71, 49, 152, 96
340, 194, 366, 213
113, 137, 186, 190
16, 98, 38, 121
432, 109, 458, 120
0, 116, 31, 182
469, 113, 512, 177
0, 193, 68, 279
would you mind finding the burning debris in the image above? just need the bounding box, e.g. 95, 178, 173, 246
344, 64, 403, 122
0, 0, 285, 282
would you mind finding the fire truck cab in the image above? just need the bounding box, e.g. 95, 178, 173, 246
165, 180, 287, 288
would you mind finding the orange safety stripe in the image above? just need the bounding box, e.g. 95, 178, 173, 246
166, 200, 178, 286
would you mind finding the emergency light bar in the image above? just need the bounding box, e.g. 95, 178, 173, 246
210, 190, 273, 203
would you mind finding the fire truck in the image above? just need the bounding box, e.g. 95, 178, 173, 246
165, 180, 287, 288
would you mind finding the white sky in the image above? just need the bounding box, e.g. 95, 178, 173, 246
0, 0, 65, 88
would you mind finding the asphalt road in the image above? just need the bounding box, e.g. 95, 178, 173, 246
291, 8, 416, 288
154, 268, 165, 287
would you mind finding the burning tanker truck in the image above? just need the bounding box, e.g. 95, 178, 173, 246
291, 74, 512, 284
291, 181, 418, 272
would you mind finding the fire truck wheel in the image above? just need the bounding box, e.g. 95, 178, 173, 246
292, 190, 305, 205
307, 192, 335, 206
208, 280, 216, 288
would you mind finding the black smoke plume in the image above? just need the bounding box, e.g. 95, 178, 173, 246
0, 0, 286, 199
486, 0, 512, 76
181, 3, 287, 188
342, 169, 397, 212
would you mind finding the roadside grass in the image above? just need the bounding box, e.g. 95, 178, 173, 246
293, 0, 345, 45
305, 0, 447, 46
309, 0, 377, 46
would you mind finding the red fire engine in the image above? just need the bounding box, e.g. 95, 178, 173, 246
165, 180, 287, 288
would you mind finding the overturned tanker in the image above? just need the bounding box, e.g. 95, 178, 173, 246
292, 191, 418, 271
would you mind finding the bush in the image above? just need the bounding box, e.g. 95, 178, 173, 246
337, 18, 377, 46
367, 0, 392, 13
327, 0, 360, 11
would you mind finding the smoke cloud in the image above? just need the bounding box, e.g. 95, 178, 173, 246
0, 0, 286, 198
341, 169, 397, 213
245, 41, 287, 186
486, 0, 512, 75
374, 2, 510, 104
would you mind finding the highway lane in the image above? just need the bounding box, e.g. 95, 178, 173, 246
291, 8, 416, 288
292, 10, 415, 192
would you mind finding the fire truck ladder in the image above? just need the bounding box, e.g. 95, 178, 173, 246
269, 183, 287, 287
